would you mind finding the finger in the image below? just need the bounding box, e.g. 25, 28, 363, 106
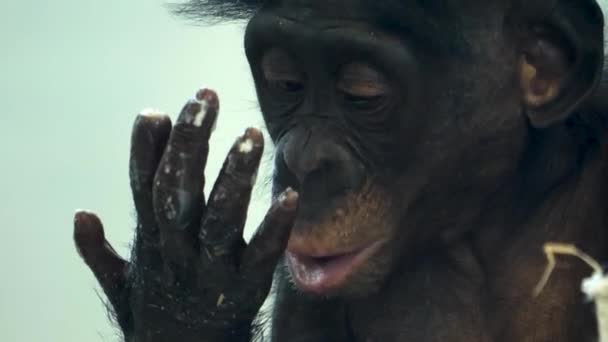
153, 89, 219, 269
199, 127, 264, 268
73, 210, 128, 308
129, 110, 172, 253
240, 189, 298, 285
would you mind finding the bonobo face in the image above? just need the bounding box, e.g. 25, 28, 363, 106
245, 0, 530, 297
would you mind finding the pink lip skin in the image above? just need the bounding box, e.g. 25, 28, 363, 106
285, 240, 385, 295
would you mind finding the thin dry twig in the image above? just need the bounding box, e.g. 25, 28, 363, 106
534, 243, 603, 297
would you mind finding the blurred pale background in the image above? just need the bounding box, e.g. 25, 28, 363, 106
4, 1, 608, 342
0, 1, 270, 341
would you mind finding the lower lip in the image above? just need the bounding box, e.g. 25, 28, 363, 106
285, 241, 384, 294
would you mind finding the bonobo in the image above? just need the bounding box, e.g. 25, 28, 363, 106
74, 0, 608, 341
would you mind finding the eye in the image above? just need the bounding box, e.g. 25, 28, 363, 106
261, 49, 305, 96
337, 63, 390, 110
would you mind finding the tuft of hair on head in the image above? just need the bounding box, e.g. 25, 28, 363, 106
169, 0, 263, 23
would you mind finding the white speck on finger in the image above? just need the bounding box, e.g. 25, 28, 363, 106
239, 138, 254, 153
193, 99, 209, 127
139, 108, 166, 117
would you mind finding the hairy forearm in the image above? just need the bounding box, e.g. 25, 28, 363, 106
124, 326, 253, 342
123, 320, 254, 342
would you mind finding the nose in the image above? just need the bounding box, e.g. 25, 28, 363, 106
279, 127, 365, 199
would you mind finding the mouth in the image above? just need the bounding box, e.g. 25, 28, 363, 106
285, 239, 385, 295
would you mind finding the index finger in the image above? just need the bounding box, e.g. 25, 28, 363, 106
240, 189, 298, 284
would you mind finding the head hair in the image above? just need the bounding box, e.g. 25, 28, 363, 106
170, 0, 262, 22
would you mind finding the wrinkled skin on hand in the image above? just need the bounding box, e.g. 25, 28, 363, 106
73, 89, 298, 342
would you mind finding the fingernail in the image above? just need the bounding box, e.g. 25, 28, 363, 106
133, 112, 171, 133
238, 128, 263, 154
74, 209, 91, 224
278, 188, 299, 210
244, 127, 263, 140
177, 89, 219, 129
73, 211, 104, 245
139, 108, 167, 118
196, 88, 219, 109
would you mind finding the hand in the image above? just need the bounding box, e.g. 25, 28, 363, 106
73, 89, 298, 342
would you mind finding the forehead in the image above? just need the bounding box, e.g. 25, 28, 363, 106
261, 0, 473, 56
268, 0, 442, 24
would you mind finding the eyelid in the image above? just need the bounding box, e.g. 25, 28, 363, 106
337, 63, 390, 97
339, 78, 387, 96
263, 69, 303, 82
261, 49, 303, 81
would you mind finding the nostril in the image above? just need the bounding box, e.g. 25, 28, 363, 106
275, 151, 301, 190
306, 159, 333, 181
278, 128, 365, 198
293, 156, 340, 192
282, 146, 331, 185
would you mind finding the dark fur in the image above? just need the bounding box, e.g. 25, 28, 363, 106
171, 0, 608, 341
170, 0, 261, 21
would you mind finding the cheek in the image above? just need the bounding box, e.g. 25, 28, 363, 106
449, 100, 530, 184
400, 76, 528, 182
385, 104, 530, 242
408, 115, 529, 197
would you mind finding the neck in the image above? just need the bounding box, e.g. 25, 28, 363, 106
473, 128, 608, 341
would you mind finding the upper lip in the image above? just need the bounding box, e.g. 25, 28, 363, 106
286, 234, 372, 258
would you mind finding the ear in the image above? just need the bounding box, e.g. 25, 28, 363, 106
509, 0, 604, 128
